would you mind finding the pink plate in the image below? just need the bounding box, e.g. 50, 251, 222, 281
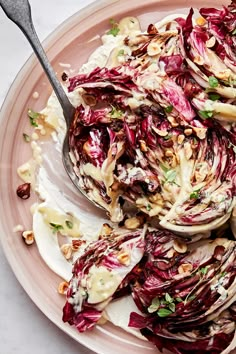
0, 0, 232, 354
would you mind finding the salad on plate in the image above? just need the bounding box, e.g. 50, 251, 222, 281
15, 2, 236, 354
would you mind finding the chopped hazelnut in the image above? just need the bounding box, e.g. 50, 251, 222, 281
124, 217, 141, 229
117, 250, 130, 266
99, 223, 113, 237
58, 281, 69, 295
178, 263, 193, 274
22, 230, 34, 245
16, 183, 31, 200
184, 128, 193, 136
147, 42, 161, 56
173, 239, 187, 254
72, 239, 85, 251
177, 134, 185, 145
60, 244, 73, 260
165, 150, 173, 157
196, 16, 207, 26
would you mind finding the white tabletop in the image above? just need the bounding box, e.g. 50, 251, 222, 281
0, 1, 96, 353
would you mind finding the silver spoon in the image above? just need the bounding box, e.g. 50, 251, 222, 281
0, 0, 103, 208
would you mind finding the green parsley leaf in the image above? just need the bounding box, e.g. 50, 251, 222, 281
168, 302, 176, 313
107, 19, 120, 37
146, 204, 152, 212
65, 220, 73, 229
148, 297, 160, 313
117, 49, 125, 56
176, 297, 183, 303
199, 267, 208, 275
209, 76, 219, 88
208, 93, 221, 101
190, 188, 201, 200
232, 28, 236, 35
110, 105, 124, 119
165, 105, 173, 113
198, 110, 213, 120
23, 133, 31, 143
219, 271, 227, 278
157, 308, 172, 317
28, 109, 39, 127
49, 223, 64, 234
188, 295, 196, 302
165, 293, 174, 304
164, 134, 172, 141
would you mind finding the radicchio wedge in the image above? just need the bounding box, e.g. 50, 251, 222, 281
68, 3, 236, 233
62, 226, 146, 332
129, 229, 236, 354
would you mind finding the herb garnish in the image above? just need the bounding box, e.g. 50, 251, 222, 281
108, 19, 120, 37
117, 49, 125, 56
208, 93, 221, 101
148, 297, 160, 313
146, 204, 152, 211
65, 220, 73, 229
110, 105, 124, 119
199, 267, 208, 275
23, 133, 31, 143
165, 105, 173, 113
190, 188, 201, 200
209, 76, 219, 88
28, 109, 39, 127
49, 223, 64, 234
198, 110, 213, 119
157, 308, 173, 317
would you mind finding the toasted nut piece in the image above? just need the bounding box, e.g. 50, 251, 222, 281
173, 240, 187, 254
178, 263, 193, 274
117, 250, 130, 266
16, 183, 31, 200
72, 239, 85, 251
184, 141, 193, 160
124, 217, 141, 229
196, 16, 207, 26
61, 72, 68, 81
58, 281, 69, 295
206, 36, 216, 48
99, 223, 113, 237
171, 155, 178, 168
152, 126, 168, 137
165, 150, 173, 157
22, 230, 34, 245
140, 140, 148, 152
60, 244, 73, 260
166, 248, 175, 258
184, 128, 193, 136
147, 42, 161, 56
167, 116, 179, 127
149, 193, 163, 204
177, 134, 185, 144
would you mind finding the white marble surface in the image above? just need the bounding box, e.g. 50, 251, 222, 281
0, 1, 96, 353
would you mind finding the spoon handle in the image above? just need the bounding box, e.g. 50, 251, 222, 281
0, 0, 74, 126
